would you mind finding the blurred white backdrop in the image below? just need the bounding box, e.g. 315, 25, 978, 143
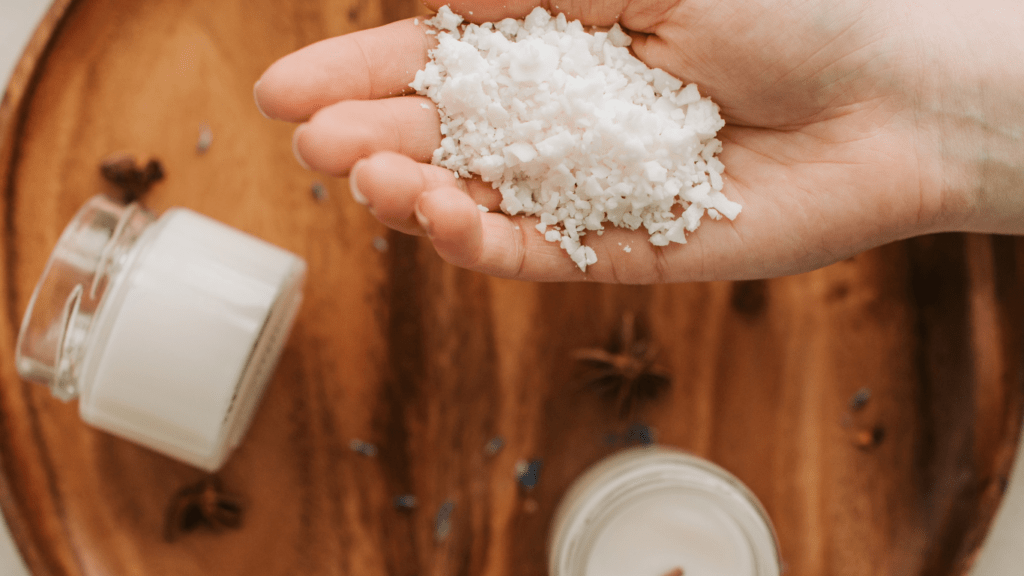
0, 8, 47, 574
0, 5, 45, 573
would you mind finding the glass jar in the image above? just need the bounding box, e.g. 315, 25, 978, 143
16, 195, 306, 471
549, 446, 782, 576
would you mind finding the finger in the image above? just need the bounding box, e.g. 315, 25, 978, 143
352, 152, 501, 234
420, 0, 542, 22
416, 186, 747, 283
255, 18, 435, 122
293, 97, 441, 175
418, 1, 629, 27
430, 209, 734, 283
416, 186, 589, 281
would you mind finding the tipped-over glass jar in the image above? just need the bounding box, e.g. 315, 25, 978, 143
16, 195, 306, 471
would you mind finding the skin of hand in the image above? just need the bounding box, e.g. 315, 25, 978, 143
254, 0, 1024, 283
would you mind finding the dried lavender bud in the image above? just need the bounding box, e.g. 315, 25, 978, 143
311, 180, 327, 202
849, 387, 872, 412
483, 436, 505, 456
349, 439, 378, 457
434, 499, 455, 542
515, 459, 543, 489
394, 494, 418, 509
625, 423, 655, 446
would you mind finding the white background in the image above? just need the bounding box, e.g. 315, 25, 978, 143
1, 1, 1022, 574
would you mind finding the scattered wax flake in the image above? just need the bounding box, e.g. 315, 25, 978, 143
435, 6, 462, 30
372, 236, 389, 252
607, 23, 632, 47
196, 123, 213, 155
477, 204, 488, 212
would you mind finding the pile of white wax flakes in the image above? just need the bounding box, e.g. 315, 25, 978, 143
411, 6, 740, 271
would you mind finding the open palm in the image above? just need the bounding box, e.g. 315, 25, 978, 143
255, 0, 952, 282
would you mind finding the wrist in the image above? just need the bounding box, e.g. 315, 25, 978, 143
909, 2, 1024, 234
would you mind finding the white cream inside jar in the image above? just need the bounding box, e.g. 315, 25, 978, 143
549, 446, 781, 576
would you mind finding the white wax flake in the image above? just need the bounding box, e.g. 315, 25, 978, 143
477, 204, 489, 212
414, 6, 738, 271
435, 7, 463, 31
606, 23, 632, 47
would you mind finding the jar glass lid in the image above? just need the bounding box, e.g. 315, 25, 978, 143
15, 196, 154, 400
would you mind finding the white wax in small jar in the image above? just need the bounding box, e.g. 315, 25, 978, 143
17, 195, 306, 471
586, 491, 754, 576
78, 208, 305, 470
549, 447, 780, 576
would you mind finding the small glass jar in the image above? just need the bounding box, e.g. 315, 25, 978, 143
16, 195, 306, 471
549, 446, 782, 576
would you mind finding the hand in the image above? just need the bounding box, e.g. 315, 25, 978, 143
253, 0, 1024, 283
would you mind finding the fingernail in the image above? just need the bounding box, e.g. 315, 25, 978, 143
414, 204, 432, 235
349, 160, 369, 205
292, 124, 311, 171
253, 79, 271, 119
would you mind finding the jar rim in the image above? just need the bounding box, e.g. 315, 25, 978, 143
15, 195, 155, 400
549, 446, 781, 576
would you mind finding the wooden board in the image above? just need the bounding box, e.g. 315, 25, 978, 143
1, 1, 1023, 575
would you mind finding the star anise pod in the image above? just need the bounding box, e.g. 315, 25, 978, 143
99, 152, 164, 203
164, 476, 245, 542
573, 312, 671, 418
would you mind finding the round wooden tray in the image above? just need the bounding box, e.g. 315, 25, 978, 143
2, 1, 1023, 575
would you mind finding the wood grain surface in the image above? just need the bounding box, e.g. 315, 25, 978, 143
1, 1, 1023, 575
